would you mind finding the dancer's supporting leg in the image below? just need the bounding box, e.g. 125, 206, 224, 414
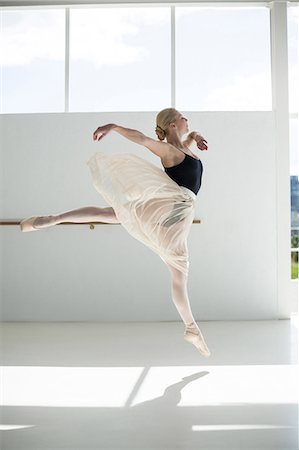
20, 206, 119, 231
166, 263, 211, 357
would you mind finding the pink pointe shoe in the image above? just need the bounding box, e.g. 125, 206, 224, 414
20, 215, 57, 232
184, 322, 211, 357
20, 216, 40, 232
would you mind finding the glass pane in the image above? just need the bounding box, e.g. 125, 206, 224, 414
287, 6, 299, 114
176, 7, 272, 111
0, 9, 65, 113
291, 175, 299, 230
289, 118, 298, 280
69, 8, 171, 112
290, 118, 299, 177
291, 251, 299, 279
291, 229, 299, 248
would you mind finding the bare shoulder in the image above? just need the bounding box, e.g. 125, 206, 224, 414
141, 135, 173, 159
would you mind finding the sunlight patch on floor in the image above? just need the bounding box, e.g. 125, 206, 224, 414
2, 365, 298, 408
0, 425, 36, 430
192, 424, 296, 431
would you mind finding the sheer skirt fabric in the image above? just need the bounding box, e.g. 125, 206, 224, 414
86, 152, 196, 275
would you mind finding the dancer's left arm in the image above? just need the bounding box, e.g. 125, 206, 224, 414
183, 131, 208, 151
93, 123, 144, 144
93, 123, 169, 158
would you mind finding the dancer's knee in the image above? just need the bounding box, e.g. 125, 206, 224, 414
90, 206, 117, 222
102, 207, 119, 223
168, 263, 185, 277
167, 263, 187, 286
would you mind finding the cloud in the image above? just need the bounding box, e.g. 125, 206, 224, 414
289, 67, 299, 113
0, 10, 65, 66
204, 72, 272, 110
0, 8, 169, 68
70, 9, 146, 68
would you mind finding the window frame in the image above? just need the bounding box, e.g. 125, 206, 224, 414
0, 2, 280, 113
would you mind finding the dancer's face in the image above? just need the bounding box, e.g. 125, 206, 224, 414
172, 112, 189, 136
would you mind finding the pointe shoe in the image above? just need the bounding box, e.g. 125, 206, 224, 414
20, 216, 40, 232
184, 323, 211, 357
20, 215, 57, 232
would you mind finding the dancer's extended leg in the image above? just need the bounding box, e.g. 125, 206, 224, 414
56, 206, 119, 224
167, 263, 211, 357
20, 206, 119, 232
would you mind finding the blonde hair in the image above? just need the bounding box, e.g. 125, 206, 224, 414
155, 108, 179, 141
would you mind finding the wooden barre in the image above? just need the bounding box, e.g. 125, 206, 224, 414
0, 220, 201, 227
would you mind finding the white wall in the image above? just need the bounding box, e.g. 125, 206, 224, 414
1, 111, 293, 321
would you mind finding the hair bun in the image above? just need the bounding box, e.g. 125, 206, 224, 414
155, 125, 166, 141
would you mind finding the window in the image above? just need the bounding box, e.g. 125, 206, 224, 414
288, 6, 299, 115
288, 5, 299, 279
290, 119, 299, 279
175, 7, 272, 111
69, 7, 171, 112
1, 5, 274, 113
1, 9, 65, 113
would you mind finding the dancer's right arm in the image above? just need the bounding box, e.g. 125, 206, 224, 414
93, 124, 170, 158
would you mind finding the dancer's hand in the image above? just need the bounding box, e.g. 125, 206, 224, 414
93, 124, 116, 141
195, 134, 208, 151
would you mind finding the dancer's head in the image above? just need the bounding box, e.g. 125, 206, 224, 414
155, 108, 189, 141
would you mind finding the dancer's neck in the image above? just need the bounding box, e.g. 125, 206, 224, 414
166, 136, 184, 151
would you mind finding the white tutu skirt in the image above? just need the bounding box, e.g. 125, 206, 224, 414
86, 152, 196, 275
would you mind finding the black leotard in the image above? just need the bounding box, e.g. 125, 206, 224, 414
164, 153, 203, 195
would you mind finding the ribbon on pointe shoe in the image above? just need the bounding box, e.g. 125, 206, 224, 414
184, 322, 211, 357
20, 215, 57, 232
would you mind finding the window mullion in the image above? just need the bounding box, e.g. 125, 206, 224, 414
171, 5, 175, 108
65, 7, 70, 113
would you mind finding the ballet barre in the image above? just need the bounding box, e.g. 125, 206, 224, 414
1, 219, 201, 228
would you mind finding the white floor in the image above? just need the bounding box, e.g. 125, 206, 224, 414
1, 319, 298, 450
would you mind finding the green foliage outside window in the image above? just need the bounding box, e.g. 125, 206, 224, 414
291, 234, 299, 248
291, 251, 299, 279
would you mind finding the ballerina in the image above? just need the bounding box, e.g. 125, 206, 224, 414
20, 108, 210, 357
